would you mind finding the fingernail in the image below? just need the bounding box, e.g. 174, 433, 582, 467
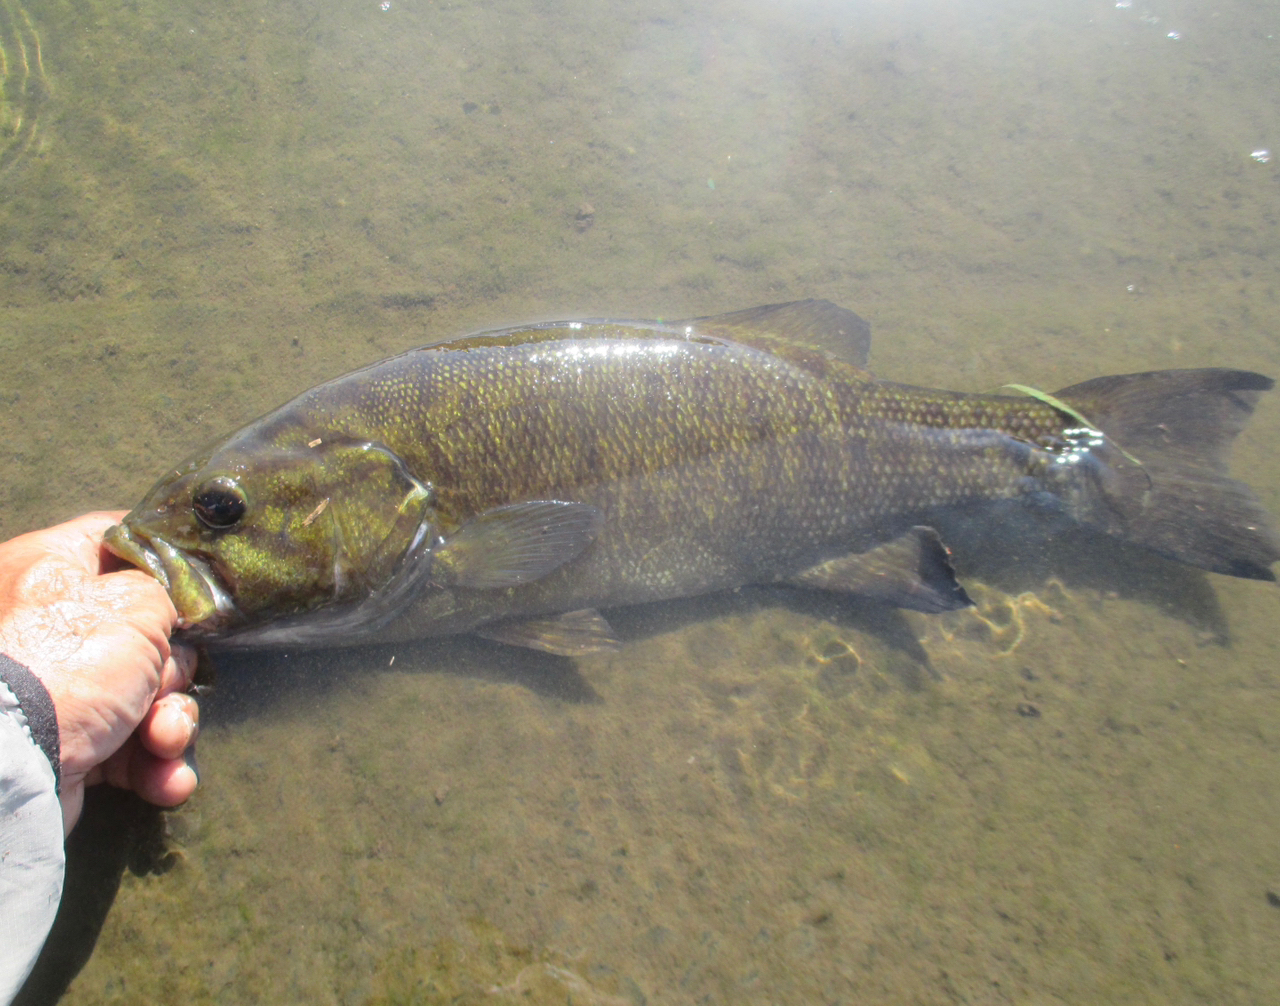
180, 695, 200, 737
183, 746, 200, 786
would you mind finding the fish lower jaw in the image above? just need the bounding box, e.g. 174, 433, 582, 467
157, 543, 239, 630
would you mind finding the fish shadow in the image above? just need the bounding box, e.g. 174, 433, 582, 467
200, 501, 1232, 726
926, 501, 1232, 643
200, 633, 603, 728
14, 789, 176, 1006
199, 594, 939, 728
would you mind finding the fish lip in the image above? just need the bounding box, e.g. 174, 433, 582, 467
103, 522, 239, 631
104, 522, 171, 588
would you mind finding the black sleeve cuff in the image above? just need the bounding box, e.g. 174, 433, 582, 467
0, 653, 60, 794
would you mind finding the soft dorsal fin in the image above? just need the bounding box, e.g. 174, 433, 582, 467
680, 300, 872, 369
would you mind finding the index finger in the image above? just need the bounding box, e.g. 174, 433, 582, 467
157, 644, 199, 697
70, 512, 183, 639
22, 511, 134, 574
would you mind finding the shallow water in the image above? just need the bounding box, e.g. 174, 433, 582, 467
3, 0, 1280, 1002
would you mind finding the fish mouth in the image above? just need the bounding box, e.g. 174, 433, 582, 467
104, 522, 239, 632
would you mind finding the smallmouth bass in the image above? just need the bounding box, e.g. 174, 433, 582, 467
105, 301, 1280, 654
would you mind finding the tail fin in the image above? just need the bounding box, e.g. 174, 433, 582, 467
1049, 368, 1280, 580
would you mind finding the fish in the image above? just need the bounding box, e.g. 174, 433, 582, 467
104, 300, 1280, 655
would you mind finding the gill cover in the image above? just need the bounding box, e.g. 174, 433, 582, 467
108, 439, 439, 636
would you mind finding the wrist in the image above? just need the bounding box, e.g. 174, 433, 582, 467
0, 653, 61, 792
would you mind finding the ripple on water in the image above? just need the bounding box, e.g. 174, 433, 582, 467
0, 0, 47, 176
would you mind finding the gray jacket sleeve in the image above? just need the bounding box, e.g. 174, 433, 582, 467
0, 654, 64, 1006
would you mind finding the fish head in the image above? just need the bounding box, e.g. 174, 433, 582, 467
105, 436, 436, 639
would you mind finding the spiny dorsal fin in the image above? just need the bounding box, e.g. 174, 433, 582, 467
420, 301, 874, 378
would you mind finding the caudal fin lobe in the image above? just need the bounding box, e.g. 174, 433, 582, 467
1053, 368, 1280, 580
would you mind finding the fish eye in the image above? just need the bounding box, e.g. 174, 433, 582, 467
193, 477, 248, 530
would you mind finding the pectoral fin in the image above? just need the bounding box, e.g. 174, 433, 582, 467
788, 527, 972, 613
477, 608, 621, 656
432, 501, 604, 589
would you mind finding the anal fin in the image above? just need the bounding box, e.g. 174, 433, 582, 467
787, 527, 972, 613
477, 608, 621, 656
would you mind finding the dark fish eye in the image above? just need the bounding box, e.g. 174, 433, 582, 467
193, 478, 247, 530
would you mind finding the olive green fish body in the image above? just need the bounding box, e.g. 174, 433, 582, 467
105, 301, 1280, 651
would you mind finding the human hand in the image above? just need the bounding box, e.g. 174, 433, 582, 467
0, 511, 199, 833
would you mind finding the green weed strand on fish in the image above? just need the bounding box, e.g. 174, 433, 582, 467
998, 383, 1146, 468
